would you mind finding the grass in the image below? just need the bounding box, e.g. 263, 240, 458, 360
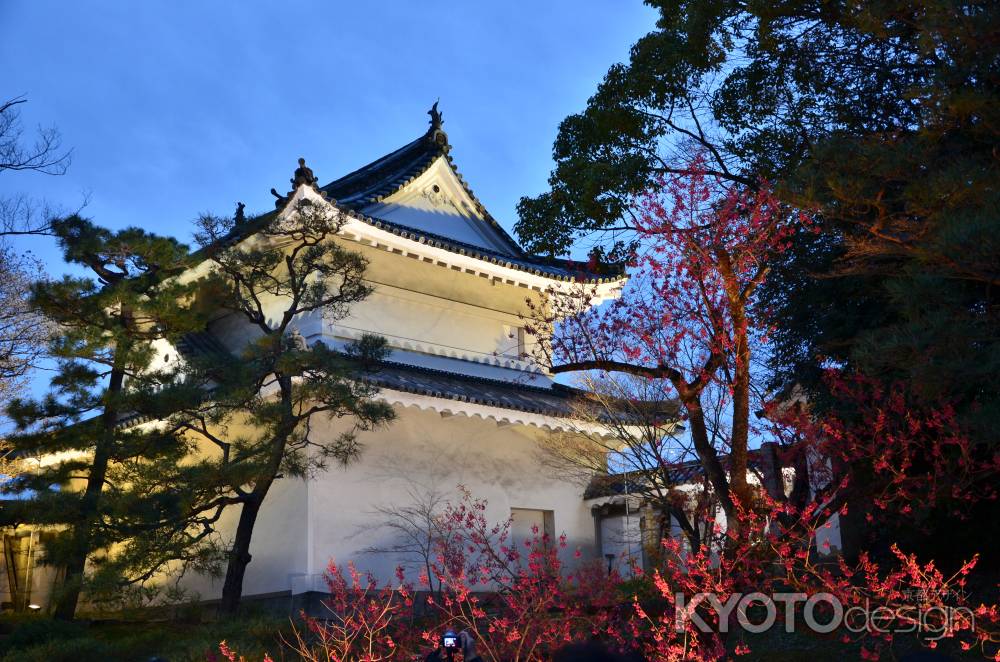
0, 613, 297, 662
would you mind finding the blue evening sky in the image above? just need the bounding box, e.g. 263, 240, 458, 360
0, 1, 656, 265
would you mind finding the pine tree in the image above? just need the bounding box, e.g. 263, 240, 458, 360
177, 195, 395, 615
2, 216, 208, 619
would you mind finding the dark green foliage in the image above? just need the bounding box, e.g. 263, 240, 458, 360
0, 616, 87, 653
516, 0, 998, 419
516, 0, 999, 563
1, 200, 397, 617
774, 124, 1000, 439
516, 0, 997, 256
2, 216, 213, 618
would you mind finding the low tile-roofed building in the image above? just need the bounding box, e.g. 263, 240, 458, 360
582, 454, 766, 500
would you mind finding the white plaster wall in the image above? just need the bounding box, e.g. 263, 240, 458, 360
330, 285, 527, 366
305, 405, 595, 589
199, 226, 547, 379
180, 404, 596, 599
168, 195, 609, 600
177, 475, 308, 601
599, 514, 643, 577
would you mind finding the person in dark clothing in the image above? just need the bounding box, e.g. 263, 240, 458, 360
425, 630, 483, 662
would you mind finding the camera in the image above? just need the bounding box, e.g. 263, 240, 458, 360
442, 630, 459, 650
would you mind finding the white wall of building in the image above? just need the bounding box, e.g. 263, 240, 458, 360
599, 513, 643, 577
178, 404, 597, 600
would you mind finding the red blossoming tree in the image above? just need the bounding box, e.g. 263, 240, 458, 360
525, 160, 805, 536
222, 488, 625, 662
222, 163, 999, 660
522, 161, 999, 658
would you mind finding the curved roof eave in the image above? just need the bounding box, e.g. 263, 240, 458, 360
193, 111, 627, 285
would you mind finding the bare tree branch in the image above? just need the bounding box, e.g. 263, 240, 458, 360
0, 96, 71, 176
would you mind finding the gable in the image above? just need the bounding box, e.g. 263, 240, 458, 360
357, 156, 517, 255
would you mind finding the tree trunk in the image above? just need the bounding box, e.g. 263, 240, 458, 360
684, 399, 734, 518
728, 329, 751, 505
668, 504, 701, 552
53, 365, 123, 621
716, 249, 752, 506
219, 374, 291, 616
218, 492, 267, 616
52, 450, 106, 620
725, 278, 751, 504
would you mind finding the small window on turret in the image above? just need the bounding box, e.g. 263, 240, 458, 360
502, 325, 526, 359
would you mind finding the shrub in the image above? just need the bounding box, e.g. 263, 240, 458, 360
0, 617, 87, 654
0, 636, 112, 662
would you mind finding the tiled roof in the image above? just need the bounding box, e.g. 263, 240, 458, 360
174, 332, 603, 418
208, 199, 623, 285
583, 455, 765, 499
321, 124, 524, 256
317, 121, 625, 284
200, 111, 626, 285
364, 358, 598, 418
322, 132, 445, 208
101, 332, 232, 430
338, 208, 625, 283
175, 331, 231, 362
171, 333, 669, 423
98, 330, 676, 440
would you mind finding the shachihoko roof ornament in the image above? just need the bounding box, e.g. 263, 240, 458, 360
271, 157, 329, 208
427, 100, 447, 146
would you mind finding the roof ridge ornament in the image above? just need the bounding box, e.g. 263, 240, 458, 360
428, 100, 443, 130
292, 157, 318, 188
271, 157, 329, 209
426, 100, 448, 148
